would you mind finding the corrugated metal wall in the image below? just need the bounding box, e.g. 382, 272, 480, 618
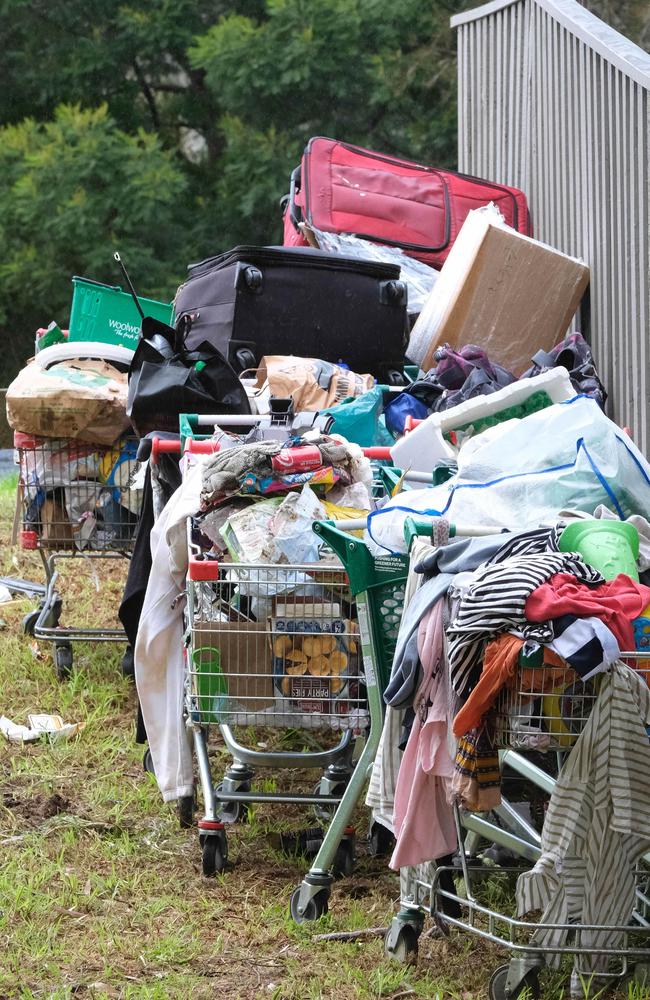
452, 0, 650, 451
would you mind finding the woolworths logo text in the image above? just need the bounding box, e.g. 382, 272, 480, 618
109, 319, 140, 335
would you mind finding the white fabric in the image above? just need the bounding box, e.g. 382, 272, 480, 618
134, 460, 203, 802
547, 615, 620, 681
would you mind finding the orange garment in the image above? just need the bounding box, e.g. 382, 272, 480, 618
452, 634, 565, 737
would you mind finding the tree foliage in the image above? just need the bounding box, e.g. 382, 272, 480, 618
0, 0, 644, 383
0, 0, 474, 380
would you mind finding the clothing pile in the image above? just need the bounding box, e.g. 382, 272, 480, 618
370, 507, 650, 974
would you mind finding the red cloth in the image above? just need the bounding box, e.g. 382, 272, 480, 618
524, 573, 650, 651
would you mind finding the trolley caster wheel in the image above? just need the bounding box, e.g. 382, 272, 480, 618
54, 643, 73, 680
22, 609, 40, 636
332, 838, 355, 878
369, 821, 395, 857
289, 886, 329, 924
178, 794, 195, 830
384, 922, 419, 964
200, 831, 228, 877
142, 748, 155, 775
312, 781, 346, 823
488, 964, 540, 1000
216, 781, 250, 824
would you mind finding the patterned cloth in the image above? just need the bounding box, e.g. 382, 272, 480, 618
517, 662, 650, 975
451, 722, 501, 811
446, 552, 604, 697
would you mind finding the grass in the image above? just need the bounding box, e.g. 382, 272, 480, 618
0, 473, 649, 999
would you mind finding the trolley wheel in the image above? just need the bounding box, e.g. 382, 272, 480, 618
22, 609, 40, 636
178, 794, 195, 830
216, 781, 251, 824
384, 923, 419, 963
289, 886, 329, 924
201, 831, 228, 877
488, 964, 540, 1000
312, 781, 347, 823
369, 821, 395, 857
142, 748, 155, 775
54, 643, 73, 680
332, 838, 355, 878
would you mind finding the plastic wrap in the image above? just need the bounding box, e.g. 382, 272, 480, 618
367, 396, 650, 553
309, 225, 438, 315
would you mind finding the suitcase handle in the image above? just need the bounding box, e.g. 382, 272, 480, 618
288, 165, 303, 230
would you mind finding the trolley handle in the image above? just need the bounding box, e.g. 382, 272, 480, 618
148, 428, 391, 464
145, 437, 222, 464
319, 514, 504, 541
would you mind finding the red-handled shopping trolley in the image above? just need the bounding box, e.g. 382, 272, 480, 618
15, 431, 141, 677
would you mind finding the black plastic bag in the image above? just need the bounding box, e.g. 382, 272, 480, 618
127, 317, 251, 438
405, 344, 516, 412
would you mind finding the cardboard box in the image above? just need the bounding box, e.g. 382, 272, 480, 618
408, 209, 590, 377
192, 621, 274, 718
270, 609, 360, 716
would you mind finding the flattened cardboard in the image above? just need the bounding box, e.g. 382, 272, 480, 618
193, 620, 274, 713
410, 213, 590, 377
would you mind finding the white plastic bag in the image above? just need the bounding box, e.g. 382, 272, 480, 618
368, 396, 650, 552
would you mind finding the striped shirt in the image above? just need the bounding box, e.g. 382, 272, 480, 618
516, 661, 650, 974
486, 525, 562, 564
447, 553, 603, 696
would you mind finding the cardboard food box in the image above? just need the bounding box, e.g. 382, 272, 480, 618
408, 209, 590, 377
270, 603, 360, 716
192, 620, 274, 719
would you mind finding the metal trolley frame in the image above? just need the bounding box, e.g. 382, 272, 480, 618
182, 514, 409, 922
14, 432, 140, 677
384, 651, 650, 999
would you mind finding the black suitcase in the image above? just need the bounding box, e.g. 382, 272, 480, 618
173, 246, 409, 380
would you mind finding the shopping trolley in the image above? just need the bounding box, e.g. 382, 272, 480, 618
384, 634, 650, 998
14, 432, 141, 676
183, 513, 409, 921
163, 416, 402, 905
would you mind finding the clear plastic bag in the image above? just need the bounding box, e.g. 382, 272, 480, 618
309, 226, 438, 315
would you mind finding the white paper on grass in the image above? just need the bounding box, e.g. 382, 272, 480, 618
366, 395, 650, 553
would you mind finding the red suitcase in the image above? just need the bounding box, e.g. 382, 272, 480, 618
283, 137, 532, 269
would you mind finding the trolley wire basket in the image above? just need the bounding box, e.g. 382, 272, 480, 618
187, 559, 365, 732
14, 431, 142, 677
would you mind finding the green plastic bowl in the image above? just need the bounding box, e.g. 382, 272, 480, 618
559, 520, 640, 581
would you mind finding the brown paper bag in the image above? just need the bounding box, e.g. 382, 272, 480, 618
256, 356, 374, 411
6, 358, 130, 446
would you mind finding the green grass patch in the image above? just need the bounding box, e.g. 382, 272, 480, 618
1, 488, 649, 999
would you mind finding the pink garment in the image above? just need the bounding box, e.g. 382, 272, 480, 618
390, 601, 457, 870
